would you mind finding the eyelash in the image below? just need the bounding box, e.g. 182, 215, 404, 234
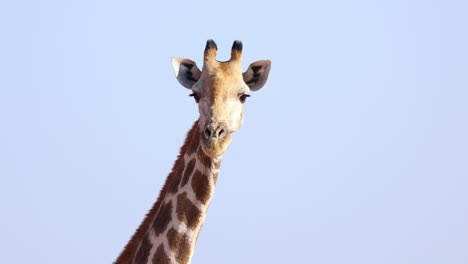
189, 93, 200, 103
239, 94, 250, 103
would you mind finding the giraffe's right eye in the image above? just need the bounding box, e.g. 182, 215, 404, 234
189, 93, 200, 103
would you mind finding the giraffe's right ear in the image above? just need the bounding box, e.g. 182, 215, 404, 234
172, 57, 201, 89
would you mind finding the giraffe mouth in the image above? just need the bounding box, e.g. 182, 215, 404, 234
200, 135, 232, 158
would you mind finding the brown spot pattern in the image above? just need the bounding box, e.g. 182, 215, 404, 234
152, 245, 170, 264
186, 130, 199, 156
191, 170, 211, 204
177, 193, 202, 229
133, 235, 151, 264
167, 228, 191, 264
152, 202, 173, 235
181, 159, 195, 187
114, 120, 214, 264
167, 159, 185, 194
198, 150, 212, 169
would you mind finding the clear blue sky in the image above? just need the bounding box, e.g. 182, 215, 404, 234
1, 0, 467, 263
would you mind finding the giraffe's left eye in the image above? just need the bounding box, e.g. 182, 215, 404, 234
239, 94, 250, 103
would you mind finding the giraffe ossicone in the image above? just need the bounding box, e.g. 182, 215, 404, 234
115, 40, 271, 264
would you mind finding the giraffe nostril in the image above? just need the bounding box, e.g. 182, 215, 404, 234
204, 127, 212, 139
217, 128, 225, 138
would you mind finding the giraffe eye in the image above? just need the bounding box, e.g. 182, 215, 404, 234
190, 93, 200, 103
239, 94, 250, 103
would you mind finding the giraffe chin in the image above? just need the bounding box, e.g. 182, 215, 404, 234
200, 134, 232, 158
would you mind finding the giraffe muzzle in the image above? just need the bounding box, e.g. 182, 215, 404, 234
200, 122, 232, 157
203, 122, 227, 140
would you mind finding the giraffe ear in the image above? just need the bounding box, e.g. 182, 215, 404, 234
172, 57, 201, 89
243, 60, 271, 91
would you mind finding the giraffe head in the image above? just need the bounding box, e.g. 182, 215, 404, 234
172, 40, 271, 158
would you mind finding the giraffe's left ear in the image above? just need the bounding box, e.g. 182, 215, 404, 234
172, 57, 202, 89
243, 60, 271, 91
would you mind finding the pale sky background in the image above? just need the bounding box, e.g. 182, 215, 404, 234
1, 0, 467, 263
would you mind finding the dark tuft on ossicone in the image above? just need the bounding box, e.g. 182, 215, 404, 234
232, 40, 243, 52
205, 39, 218, 52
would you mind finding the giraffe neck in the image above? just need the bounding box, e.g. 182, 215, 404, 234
115, 120, 222, 264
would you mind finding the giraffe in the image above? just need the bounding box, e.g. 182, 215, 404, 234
114, 40, 271, 264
